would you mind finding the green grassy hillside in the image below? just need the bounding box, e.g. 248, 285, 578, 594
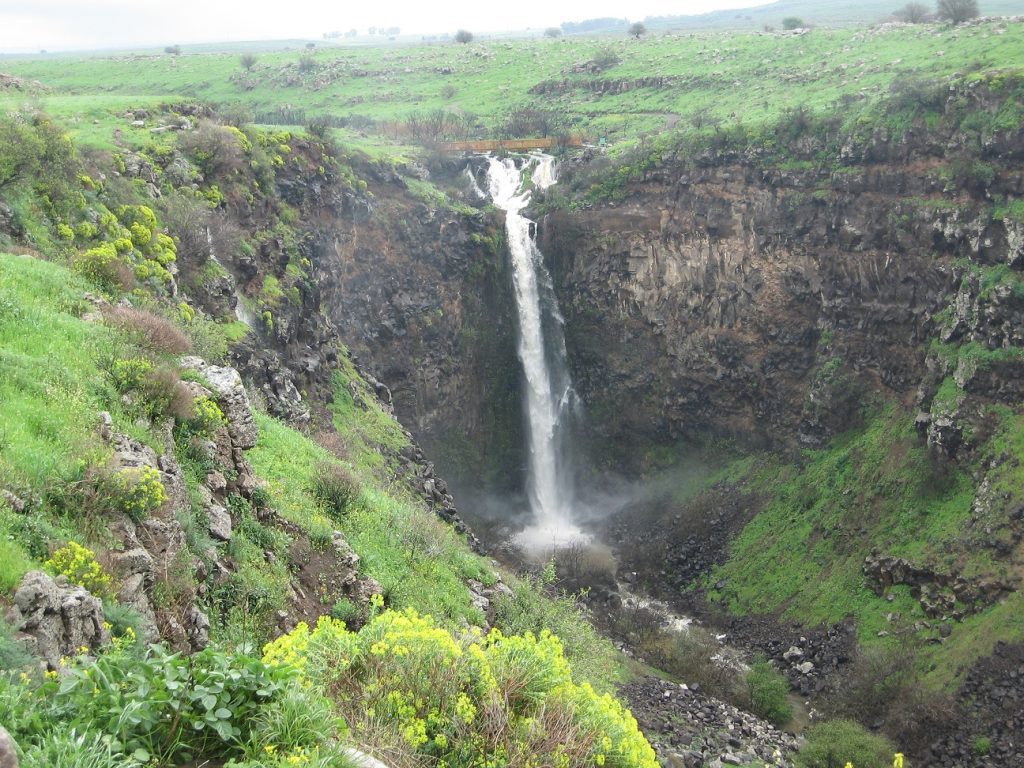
2, 19, 1022, 151
644, 0, 1024, 31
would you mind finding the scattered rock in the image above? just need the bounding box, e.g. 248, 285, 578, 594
0, 489, 25, 513
621, 677, 798, 767
207, 504, 232, 541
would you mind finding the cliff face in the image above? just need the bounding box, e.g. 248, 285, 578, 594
539, 97, 1024, 468
307, 167, 526, 492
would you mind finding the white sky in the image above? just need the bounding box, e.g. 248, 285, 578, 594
0, 0, 775, 53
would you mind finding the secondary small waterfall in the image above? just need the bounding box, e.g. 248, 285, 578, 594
207, 227, 256, 327
484, 153, 586, 549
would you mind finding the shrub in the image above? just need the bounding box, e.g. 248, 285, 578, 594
110, 357, 154, 392
180, 121, 248, 178
72, 243, 133, 292
973, 736, 992, 756
591, 45, 621, 71
782, 16, 805, 29
297, 55, 317, 73
188, 396, 228, 437
310, 462, 360, 520
896, 2, 931, 22
795, 719, 898, 768
0, 115, 44, 189
493, 574, 620, 692
936, 0, 978, 24
263, 611, 658, 768
44, 541, 112, 597
137, 365, 195, 422
109, 466, 168, 522
454, 29, 473, 44
330, 597, 360, 625
746, 661, 793, 726
49, 643, 291, 764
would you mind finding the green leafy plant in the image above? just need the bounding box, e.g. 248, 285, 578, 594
51, 643, 291, 764
745, 661, 793, 726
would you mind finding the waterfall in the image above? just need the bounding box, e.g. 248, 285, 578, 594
483, 153, 586, 550
207, 226, 256, 327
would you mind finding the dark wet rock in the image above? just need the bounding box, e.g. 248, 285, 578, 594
621, 677, 798, 767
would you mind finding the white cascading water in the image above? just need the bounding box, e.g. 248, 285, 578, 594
484, 153, 587, 550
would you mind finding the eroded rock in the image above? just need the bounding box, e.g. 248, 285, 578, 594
6, 571, 110, 670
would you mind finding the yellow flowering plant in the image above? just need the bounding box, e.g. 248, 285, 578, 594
44, 541, 112, 597
264, 608, 658, 768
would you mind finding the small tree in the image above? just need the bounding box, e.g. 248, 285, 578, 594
454, 29, 473, 44
936, 0, 979, 23
544, 27, 562, 38
298, 54, 317, 72
896, 1, 932, 21
628, 22, 647, 38
782, 16, 805, 29
591, 45, 622, 71
164, 44, 181, 55
240, 53, 257, 70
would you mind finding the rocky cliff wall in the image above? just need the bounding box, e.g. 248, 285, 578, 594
539, 89, 1024, 467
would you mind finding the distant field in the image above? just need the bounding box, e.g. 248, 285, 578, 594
2, 18, 1023, 152
643, 0, 1024, 31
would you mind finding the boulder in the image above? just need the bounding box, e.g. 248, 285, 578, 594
207, 504, 233, 541
181, 357, 259, 449
0, 725, 17, 768
6, 571, 110, 670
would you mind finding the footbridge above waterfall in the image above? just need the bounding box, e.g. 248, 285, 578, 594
439, 136, 585, 152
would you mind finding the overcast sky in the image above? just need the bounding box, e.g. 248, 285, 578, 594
0, 0, 775, 53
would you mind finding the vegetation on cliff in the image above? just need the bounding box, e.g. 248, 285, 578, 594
0, 79, 630, 766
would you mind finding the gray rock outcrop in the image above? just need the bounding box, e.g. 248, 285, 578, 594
180, 356, 259, 449
5, 571, 110, 670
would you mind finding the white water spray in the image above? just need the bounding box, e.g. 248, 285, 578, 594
483, 154, 587, 550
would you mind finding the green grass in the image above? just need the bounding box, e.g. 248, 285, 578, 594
247, 410, 491, 628
0, 535, 36, 592
703, 399, 1024, 690
0, 253, 122, 493
329, 360, 410, 475
707, 408, 978, 648
3, 20, 1022, 153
